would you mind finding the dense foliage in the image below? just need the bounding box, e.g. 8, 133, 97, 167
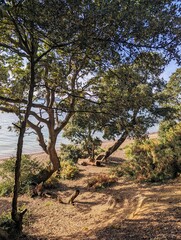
0, 155, 43, 196
60, 144, 84, 163
0, 0, 180, 231
124, 122, 181, 182
59, 160, 79, 179
63, 107, 103, 160
159, 67, 181, 122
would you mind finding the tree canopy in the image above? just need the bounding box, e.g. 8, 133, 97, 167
0, 0, 181, 233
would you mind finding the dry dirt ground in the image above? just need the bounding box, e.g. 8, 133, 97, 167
0, 134, 181, 240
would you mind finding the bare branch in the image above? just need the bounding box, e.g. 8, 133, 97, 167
29, 111, 49, 125
12, 123, 21, 129
7, 10, 31, 54
27, 120, 48, 153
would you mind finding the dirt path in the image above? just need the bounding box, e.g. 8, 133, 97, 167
0, 164, 181, 240
0, 133, 181, 239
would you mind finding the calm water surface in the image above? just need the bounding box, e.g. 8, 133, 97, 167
0, 112, 67, 159
0, 112, 158, 159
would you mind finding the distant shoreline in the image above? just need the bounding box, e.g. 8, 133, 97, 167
0, 151, 45, 161
0, 132, 158, 162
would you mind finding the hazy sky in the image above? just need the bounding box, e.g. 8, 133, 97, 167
161, 60, 179, 81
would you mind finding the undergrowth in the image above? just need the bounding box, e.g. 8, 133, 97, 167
0, 155, 43, 196
86, 174, 117, 189
123, 122, 181, 182
59, 160, 79, 179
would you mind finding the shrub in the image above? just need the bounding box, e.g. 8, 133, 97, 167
60, 143, 104, 163
0, 211, 12, 230
0, 180, 14, 196
0, 155, 43, 196
86, 174, 117, 189
124, 122, 181, 182
59, 160, 79, 179
60, 144, 84, 163
0, 205, 29, 238
109, 166, 124, 177
43, 175, 60, 189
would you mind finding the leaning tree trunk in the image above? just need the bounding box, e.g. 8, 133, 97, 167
11, 59, 35, 231
31, 139, 60, 185
100, 131, 128, 162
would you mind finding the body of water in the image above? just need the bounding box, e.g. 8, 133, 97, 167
0, 112, 158, 159
0, 112, 67, 159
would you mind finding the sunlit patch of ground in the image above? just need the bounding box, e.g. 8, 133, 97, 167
1, 133, 181, 239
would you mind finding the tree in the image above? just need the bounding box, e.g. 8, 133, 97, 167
0, 0, 43, 231
91, 52, 167, 160
1, 0, 180, 175
0, 0, 99, 230
63, 101, 102, 161
0, 0, 181, 231
158, 67, 181, 138
161, 68, 181, 121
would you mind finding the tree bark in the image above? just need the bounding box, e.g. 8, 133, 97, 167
48, 143, 60, 171
11, 58, 35, 231
30, 150, 60, 185
101, 131, 128, 162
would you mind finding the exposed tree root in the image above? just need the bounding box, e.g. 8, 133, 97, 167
31, 183, 80, 205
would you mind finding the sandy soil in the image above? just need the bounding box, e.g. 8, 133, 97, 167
0, 133, 181, 240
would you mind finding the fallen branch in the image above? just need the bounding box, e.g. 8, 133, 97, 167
67, 189, 80, 205
31, 184, 80, 205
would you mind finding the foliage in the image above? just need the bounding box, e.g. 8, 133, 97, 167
158, 120, 177, 139
63, 109, 103, 160
59, 160, 79, 180
92, 53, 166, 141
0, 0, 180, 227
0, 180, 14, 197
109, 166, 124, 178
43, 175, 60, 189
160, 121, 181, 163
124, 122, 181, 182
0, 211, 14, 238
0, 0, 180, 169
159, 68, 181, 122
0, 155, 43, 196
0, 205, 29, 238
87, 53, 168, 159
86, 174, 117, 189
59, 144, 84, 163
0, 211, 12, 229
0, 0, 180, 183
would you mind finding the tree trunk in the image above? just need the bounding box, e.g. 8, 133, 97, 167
101, 131, 128, 162
11, 59, 35, 231
31, 143, 60, 185
48, 146, 60, 171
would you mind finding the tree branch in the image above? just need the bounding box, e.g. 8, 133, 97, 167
0, 95, 47, 110
7, 10, 31, 54
27, 120, 48, 154
29, 111, 49, 125
0, 42, 28, 58
35, 47, 54, 64
0, 106, 16, 113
